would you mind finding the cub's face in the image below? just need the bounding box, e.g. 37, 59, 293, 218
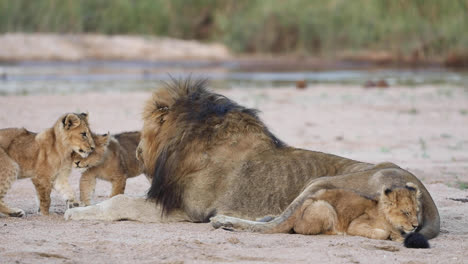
72, 133, 110, 169
62, 113, 95, 158
381, 183, 421, 234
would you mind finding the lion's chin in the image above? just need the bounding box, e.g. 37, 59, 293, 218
400, 228, 416, 235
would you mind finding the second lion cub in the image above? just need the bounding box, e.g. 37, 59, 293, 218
72, 131, 143, 205
212, 183, 423, 243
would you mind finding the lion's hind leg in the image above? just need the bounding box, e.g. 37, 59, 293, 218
293, 199, 338, 235
211, 199, 312, 233
210, 215, 273, 231
110, 177, 126, 197
0, 148, 24, 217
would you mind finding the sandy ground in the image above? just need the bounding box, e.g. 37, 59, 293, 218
1, 84, 468, 263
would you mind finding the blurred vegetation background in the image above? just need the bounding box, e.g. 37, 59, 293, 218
0, 0, 467, 61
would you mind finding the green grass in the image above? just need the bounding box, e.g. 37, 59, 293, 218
457, 181, 468, 190
1, 0, 467, 58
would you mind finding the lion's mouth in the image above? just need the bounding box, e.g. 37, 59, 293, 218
74, 161, 88, 169
400, 227, 417, 235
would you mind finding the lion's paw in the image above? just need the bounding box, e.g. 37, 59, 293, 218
210, 215, 234, 229
8, 208, 25, 217
64, 207, 88, 221
66, 200, 83, 209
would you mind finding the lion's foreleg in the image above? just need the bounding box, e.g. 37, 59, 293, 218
79, 171, 96, 206
54, 167, 80, 208
32, 176, 53, 215
347, 216, 390, 240
64, 194, 188, 222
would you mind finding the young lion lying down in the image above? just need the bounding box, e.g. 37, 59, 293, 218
211, 182, 429, 247
72, 131, 143, 205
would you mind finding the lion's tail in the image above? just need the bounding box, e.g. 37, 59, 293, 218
417, 182, 441, 240
404, 233, 430, 248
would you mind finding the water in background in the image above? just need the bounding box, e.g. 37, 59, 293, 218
0, 60, 467, 95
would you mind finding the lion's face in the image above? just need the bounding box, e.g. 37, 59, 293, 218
72, 133, 110, 169
380, 183, 421, 234
138, 89, 173, 175
61, 113, 95, 158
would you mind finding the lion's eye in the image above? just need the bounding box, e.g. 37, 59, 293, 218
401, 210, 410, 216
81, 132, 88, 138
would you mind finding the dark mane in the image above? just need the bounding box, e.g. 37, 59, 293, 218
147, 78, 285, 215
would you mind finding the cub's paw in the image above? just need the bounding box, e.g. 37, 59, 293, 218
210, 215, 234, 229
8, 208, 25, 217
66, 200, 83, 209
370, 228, 389, 240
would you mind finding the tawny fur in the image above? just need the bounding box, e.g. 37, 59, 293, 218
72, 131, 143, 205
0, 113, 95, 216
212, 183, 422, 243
64, 79, 439, 240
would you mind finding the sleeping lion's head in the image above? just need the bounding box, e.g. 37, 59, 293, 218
380, 182, 422, 234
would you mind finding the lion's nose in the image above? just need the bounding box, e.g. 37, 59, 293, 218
91, 147, 95, 151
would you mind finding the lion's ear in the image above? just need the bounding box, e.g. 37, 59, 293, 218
70, 151, 78, 159
384, 188, 392, 195
79, 112, 89, 121
405, 182, 421, 199
95, 132, 111, 147
62, 114, 81, 130
380, 186, 394, 203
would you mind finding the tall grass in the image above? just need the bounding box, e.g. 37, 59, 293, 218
0, 0, 467, 58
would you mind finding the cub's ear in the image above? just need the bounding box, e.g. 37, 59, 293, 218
79, 112, 89, 121
384, 188, 392, 195
380, 186, 394, 203
70, 151, 79, 159
405, 182, 421, 199
62, 114, 81, 130
102, 132, 111, 145
94, 132, 111, 147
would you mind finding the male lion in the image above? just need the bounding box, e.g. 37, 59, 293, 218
72, 131, 143, 205
0, 113, 95, 216
211, 182, 429, 248
64, 79, 439, 245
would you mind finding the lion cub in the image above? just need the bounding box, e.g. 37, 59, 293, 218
212, 183, 421, 243
289, 183, 422, 242
72, 131, 143, 205
0, 113, 95, 217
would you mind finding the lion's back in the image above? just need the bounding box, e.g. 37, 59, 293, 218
0, 128, 34, 149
